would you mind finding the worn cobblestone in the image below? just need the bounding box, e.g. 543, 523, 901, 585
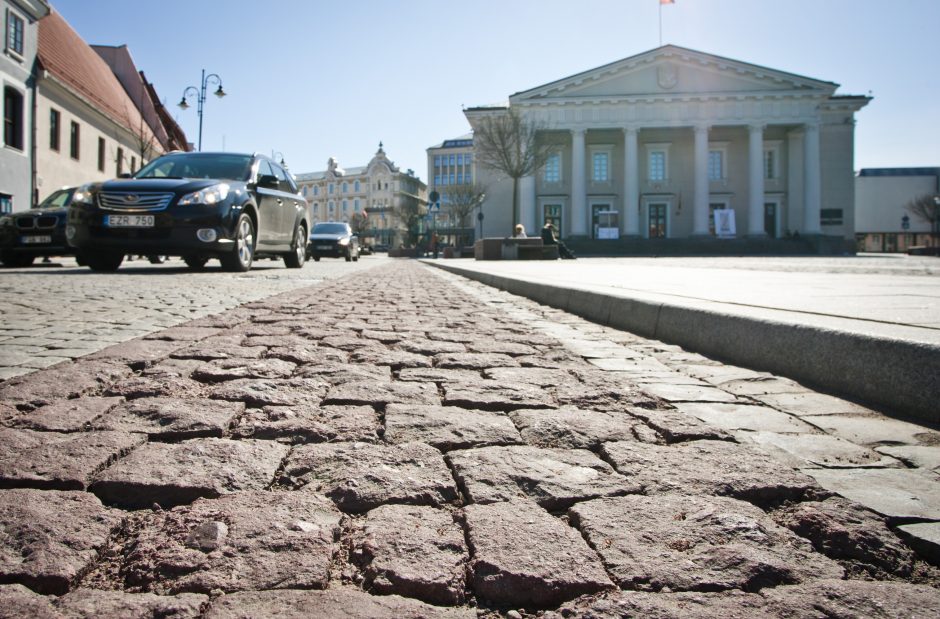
0, 259, 937, 615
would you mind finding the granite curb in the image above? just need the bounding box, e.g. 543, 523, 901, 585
426, 261, 940, 424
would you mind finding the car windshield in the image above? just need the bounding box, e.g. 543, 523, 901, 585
312, 223, 350, 235
134, 153, 253, 181
34, 188, 75, 209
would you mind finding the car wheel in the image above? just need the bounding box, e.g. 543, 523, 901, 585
220, 214, 255, 272
0, 253, 35, 268
183, 255, 209, 270
345, 249, 352, 262
352, 250, 359, 262
85, 252, 124, 272
147, 255, 166, 264
283, 224, 307, 269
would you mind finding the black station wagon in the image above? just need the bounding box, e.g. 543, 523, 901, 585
66, 152, 308, 272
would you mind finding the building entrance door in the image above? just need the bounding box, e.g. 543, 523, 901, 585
764, 202, 778, 237
648, 203, 667, 238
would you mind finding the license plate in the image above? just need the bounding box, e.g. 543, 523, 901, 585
21, 235, 52, 244
106, 214, 154, 228
316, 245, 332, 250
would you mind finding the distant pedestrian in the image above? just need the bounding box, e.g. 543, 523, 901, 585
541, 222, 576, 259
513, 224, 527, 238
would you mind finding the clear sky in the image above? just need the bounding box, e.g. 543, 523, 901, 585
52, 0, 939, 181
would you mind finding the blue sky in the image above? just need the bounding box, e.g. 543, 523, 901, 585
53, 0, 939, 180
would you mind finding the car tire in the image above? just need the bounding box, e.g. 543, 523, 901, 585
0, 253, 35, 268
220, 214, 255, 272
283, 224, 307, 269
352, 251, 359, 262
183, 255, 209, 270
148, 255, 166, 264
85, 252, 124, 272
313, 256, 320, 262
345, 249, 352, 262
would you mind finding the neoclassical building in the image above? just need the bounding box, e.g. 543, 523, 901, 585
464, 45, 870, 250
294, 143, 427, 247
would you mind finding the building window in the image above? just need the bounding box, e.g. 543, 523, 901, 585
434, 175, 441, 186
116, 147, 124, 175
764, 147, 778, 180
465, 172, 471, 184
821, 209, 843, 226
354, 180, 360, 192
302, 186, 308, 197
328, 183, 334, 194
354, 198, 360, 211
313, 185, 319, 196
592, 152, 609, 182
69, 121, 80, 160
49, 109, 60, 151
648, 149, 667, 181
97, 137, 105, 171
544, 152, 561, 183
6, 10, 24, 56
342, 182, 348, 193
708, 150, 723, 180
3, 86, 24, 150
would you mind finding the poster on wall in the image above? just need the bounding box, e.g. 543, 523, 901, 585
714, 209, 736, 238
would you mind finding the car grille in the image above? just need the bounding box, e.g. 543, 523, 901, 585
98, 192, 175, 211
14, 215, 59, 230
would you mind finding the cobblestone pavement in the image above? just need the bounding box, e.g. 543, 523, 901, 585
0, 260, 938, 617
0, 256, 381, 381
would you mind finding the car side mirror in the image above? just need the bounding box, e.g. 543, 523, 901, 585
257, 174, 279, 189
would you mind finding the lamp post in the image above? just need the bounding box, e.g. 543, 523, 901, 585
272, 151, 287, 169
178, 69, 226, 151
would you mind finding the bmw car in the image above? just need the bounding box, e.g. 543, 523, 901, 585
308, 221, 360, 262
66, 152, 308, 272
0, 186, 76, 267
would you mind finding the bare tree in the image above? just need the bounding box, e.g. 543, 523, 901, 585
394, 194, 425, 248
472, 108, 554, 235
444, 182, 488, 228
349, 211, 369, 236
905, 194, 940, 243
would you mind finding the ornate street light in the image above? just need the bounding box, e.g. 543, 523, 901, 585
178, 69, 226, 151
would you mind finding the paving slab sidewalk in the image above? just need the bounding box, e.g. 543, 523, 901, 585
0, 261, 937, 617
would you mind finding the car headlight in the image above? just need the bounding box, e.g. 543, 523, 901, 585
178, 183, 230, 206
72, 184, 95, 204
338, 237, 349, 246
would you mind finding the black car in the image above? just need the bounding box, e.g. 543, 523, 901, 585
66, 152, 309, 272
0, 186, 76, 267
308, 222, 360, 261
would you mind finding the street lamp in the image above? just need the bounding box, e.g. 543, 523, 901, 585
178, 69, 226, 151
272, 151, 287, 168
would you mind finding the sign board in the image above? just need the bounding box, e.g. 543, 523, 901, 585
429, 190, 440, 203
714, 209, 737, 238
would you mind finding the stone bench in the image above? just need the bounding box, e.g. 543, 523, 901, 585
474, 238, 557, 260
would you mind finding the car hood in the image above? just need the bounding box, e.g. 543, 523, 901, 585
27, 207, 69, 217
99, 178, 234, 193
310, 233, 349, 241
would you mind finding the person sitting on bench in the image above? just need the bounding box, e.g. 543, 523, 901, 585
540, 222, 576, 259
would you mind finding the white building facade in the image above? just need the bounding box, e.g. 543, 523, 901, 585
465, 45, 869, 251
855, 168, 939, 253
1, 0, 49, 213
426, 134, 476, 244
294, 143, 427, 247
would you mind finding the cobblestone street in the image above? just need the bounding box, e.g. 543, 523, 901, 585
0, 260, 938, 617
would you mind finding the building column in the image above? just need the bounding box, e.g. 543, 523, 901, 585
748, 123, 766, 236
622, 127, 640, 236
693, 123, 710, 236
802, 121, 822, 234
571, 128, 587, 236
520, 174, 536, 234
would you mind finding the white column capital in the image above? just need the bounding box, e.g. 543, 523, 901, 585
571, 127, 586, 137
693, 123, 710, 135
748, 123, 766, 133
622, 126, 639, 137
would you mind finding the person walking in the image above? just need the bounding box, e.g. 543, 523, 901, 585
540, 222, 576, 259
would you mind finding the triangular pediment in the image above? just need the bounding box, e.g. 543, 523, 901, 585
511, 45, 837, 102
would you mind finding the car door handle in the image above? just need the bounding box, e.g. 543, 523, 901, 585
276, 199, 283, 205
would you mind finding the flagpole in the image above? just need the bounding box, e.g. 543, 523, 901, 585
659, 2, 663, 46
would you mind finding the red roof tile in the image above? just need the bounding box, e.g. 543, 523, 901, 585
37, 9, 156, 145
